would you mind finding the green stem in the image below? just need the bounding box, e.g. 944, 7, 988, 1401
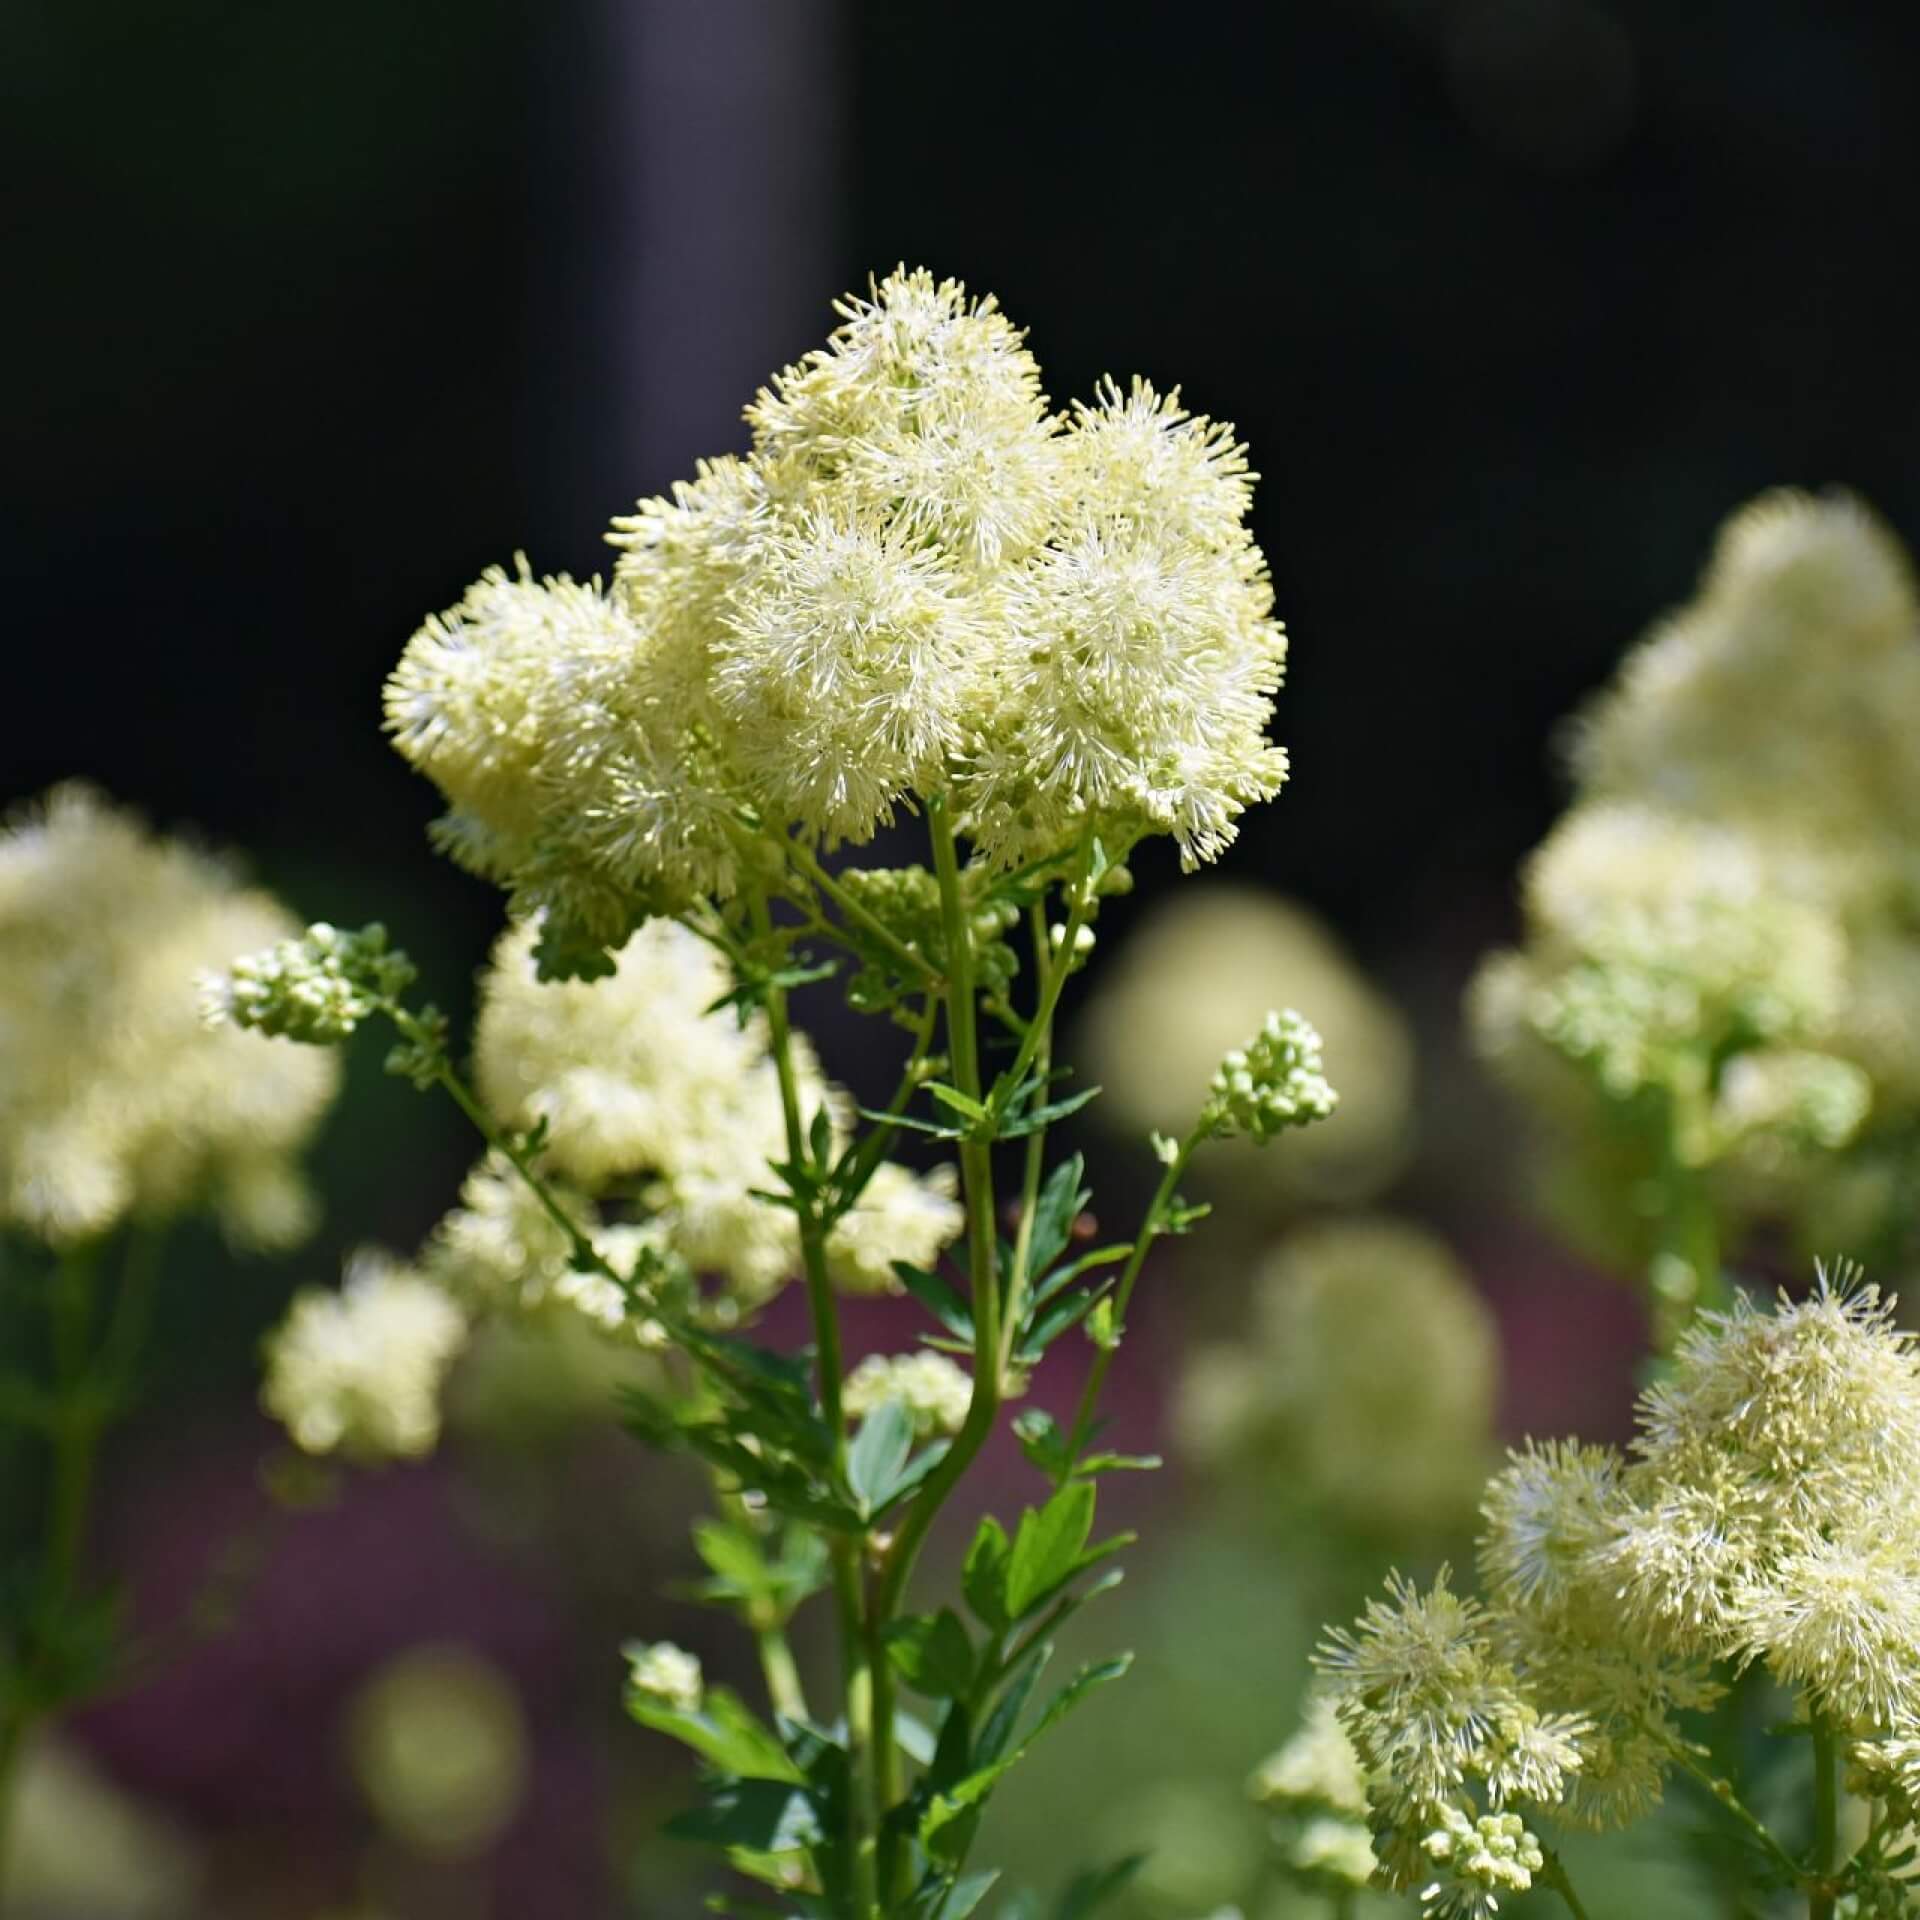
782, 835, 944, 992
747, 893, 879, 1920
1665, 1739, 1808, 1888
1811, 1709, 1838, 1920
1000, 903, 1055, 1373
1540, 1846, 1593, 1920
1061, 1130, 1201, 1471
97, 1228, 165, 1409
824, 994, 941, 1229
987, 838, 1094, 1121
1650, 1067, 1727, 1355
875, 800, 1002, 1597
44, 1240, 104, 1601
754, 1624, 808, 1724
0, 1237, 109, 1907
870, 797, 1005, 1899
410, 1031, 623, 1287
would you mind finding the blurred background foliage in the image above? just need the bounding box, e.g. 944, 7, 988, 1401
6, 1, 1920, 1914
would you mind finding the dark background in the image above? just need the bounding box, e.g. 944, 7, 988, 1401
6, 2, 1919, 1912
13, 0, 1920, 964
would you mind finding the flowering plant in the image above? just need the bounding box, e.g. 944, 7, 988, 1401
204, 269, 1333, 1917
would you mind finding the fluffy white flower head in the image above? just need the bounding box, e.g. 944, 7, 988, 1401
262, 1251, 468, 1460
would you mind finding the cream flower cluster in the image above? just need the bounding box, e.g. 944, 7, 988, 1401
1318, 1271, 1920, 1915
0, 784, 338, 1248
842, 1350, 975, 1438
1249, 1694, 1377, 1892
255, 914, 967, 1460
386, 269, 1289, 949
262, 1250, 469, 1460
1472, 491, 1920, 1265
1175, 1219, 1498, 1542
474, 915, 963, 1316
625, 1641, 704, 1716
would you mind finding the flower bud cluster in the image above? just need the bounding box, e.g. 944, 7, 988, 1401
1202, 1010, 1337, 1144
209, 921, 416, 1045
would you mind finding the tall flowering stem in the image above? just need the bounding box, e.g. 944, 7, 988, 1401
213, 265, 1320, 1917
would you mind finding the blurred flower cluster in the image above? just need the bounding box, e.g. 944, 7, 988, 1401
0, 784, 336, 1249
260, 913, 965, 1464
1175, 1219, 1497, 1548
1473, 493, 1920, 1317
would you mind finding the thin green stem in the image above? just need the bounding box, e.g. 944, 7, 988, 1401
987, 838, 1094, 1120
1665, 1738, 1808, 1887
1811, 1709, 1838, 1920
875, 801, 1002, 1611
747, 892, 878, 1920
999, 903, 1055, 1372
1062, 1130, 1201, 1470
870, 797, 1006, 1904
754, 1625, 808, 1724
1540, 1846, 1594, 1920
97, 1227, 165, 1409
824, 994, 941, 1229
0, 1237, 109, 1907
44, 1240, 104, 1598
782, 836, 944, 992
1649, 1064, 1727, 1355
406, 1022, 623, 1288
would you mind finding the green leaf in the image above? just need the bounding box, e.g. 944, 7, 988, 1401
626, 1685, 802, 1782
1077, 1452, 1162, 1476
807, 1102, 835, 1170
976, 1641, 1050, 1768
919, 1657, 1132, 1858
962, 1515, 1011, 1629
943, 1869, 1001, 1918
664, 1778, 824, 1853
1012, 1409, 1070, 1479
1054, 1853, 1146, 1920
884, 1609, 975, 1699
1084, 1298, 1118, 1353
855, 1103, 968, 1141
1016, 1279, 1115, 1366
847, 1399, 915, 1516
926, 1082, 990, 1124
691, 1519, 771, 1602
894, 1261, 974, 1340
997, 1084, 1102, 1139
893, 1708, 937, 1766
998, 1488, 1132, 1620
1005, 1483, 1096, 1619
1024, 1155, 1091, 1288
1026, 1243, 1130, 1315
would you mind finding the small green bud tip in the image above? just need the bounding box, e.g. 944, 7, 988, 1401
1203, 1008, 1338, 1144
204, 921, 419, 1046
